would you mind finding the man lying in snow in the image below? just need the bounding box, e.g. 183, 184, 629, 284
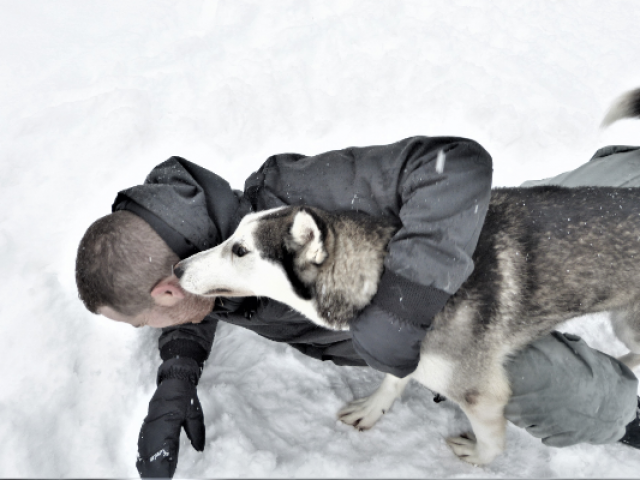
76, 137, 640, 478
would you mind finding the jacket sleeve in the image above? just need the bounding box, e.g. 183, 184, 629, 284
244, 136, 493, 376
375, 139, 492, 321
246, 136, 493, 297
157, 298, 247, 365
351, 138, 493, 376
158, 318, 219, 368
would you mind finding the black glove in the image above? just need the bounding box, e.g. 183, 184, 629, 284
136, 357, 205, 478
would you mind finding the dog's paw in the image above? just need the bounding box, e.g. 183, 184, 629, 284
337, 395, 391, 431
446, 432, 498, 465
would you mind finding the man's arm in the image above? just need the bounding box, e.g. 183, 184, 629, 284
112, 158, 245, 477
350, 139, 493, 376
135, 318, 218, 478
244, 136, 493, 376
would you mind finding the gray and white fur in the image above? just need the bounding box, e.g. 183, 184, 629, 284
177, 206, 396, 331
177, 188, 640, 465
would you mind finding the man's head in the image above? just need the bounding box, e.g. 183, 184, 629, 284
76, 210, 214, 328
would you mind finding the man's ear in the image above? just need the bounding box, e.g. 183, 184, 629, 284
150, 275, 185, 307
288, 208, 327, 265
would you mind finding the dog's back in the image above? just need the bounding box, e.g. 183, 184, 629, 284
436, 186, 640, 354
297, 187, 640, 345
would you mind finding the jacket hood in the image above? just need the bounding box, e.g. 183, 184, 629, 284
113, 156, 240, 259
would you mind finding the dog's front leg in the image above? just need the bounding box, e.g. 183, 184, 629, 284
338, 373, 411, 430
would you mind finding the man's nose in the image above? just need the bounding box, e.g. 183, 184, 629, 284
173, 262, 185, 279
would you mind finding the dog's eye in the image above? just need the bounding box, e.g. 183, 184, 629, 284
232, 243, 249, 257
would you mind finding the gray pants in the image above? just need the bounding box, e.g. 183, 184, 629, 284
506, 332, 637, 446
505, 145, 640, 446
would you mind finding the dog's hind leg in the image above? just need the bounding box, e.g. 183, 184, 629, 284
611, 305, 640, 370
411, 349, 510, 464
446, 396, 509, 465
445, 363, 512, 465
338, 374, 411, 430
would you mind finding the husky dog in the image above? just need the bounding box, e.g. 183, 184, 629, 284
176, 89, 640, 465
176, 190, 640, 464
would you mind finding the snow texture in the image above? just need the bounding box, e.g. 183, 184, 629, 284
1, 1, 640, 477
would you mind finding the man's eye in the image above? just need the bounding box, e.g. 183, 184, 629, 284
232, 244, 249, 257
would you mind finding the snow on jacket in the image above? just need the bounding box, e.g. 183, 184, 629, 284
113, 136, 493, 375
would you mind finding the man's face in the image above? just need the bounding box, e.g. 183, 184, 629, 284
98, 286, 215, 328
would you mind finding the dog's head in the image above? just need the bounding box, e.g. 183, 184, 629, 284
175, 206, 329, 303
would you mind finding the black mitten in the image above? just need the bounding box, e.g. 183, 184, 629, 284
136, 357, 205, 478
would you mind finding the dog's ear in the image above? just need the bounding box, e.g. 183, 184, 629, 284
288, 208, 327, 265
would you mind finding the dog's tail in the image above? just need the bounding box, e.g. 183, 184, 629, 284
601, 87, 640, 127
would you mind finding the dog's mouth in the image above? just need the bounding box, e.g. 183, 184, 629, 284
203, 288, 250, 297
204, 288, 233, 295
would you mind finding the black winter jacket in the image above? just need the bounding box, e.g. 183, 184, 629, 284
113, 136, 493, 375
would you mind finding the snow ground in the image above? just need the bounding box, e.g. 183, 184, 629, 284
1, 1, 640, 477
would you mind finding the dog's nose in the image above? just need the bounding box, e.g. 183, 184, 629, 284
173, 262, 185, 279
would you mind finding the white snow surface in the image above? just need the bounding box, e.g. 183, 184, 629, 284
2, 1, 640, 477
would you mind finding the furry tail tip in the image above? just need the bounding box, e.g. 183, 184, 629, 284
601, 87, 640, 127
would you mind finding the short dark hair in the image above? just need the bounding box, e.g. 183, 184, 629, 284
75, 210, 179, 315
